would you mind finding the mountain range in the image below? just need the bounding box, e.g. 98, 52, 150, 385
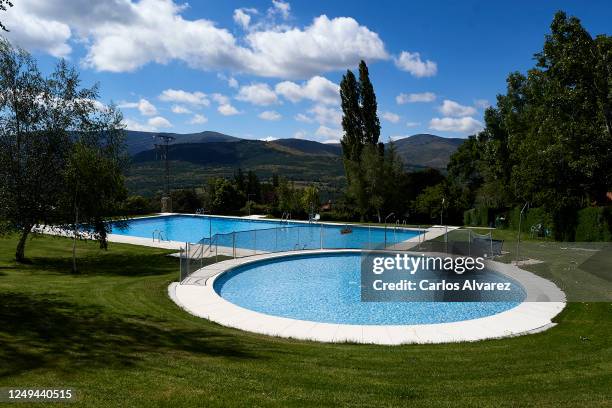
125, 130, 464, 195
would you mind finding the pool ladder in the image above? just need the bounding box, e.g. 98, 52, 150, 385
280, 212, 291, 224
152, 229, 168, 242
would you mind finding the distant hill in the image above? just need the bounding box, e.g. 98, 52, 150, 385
125, 131, 464, 195
125, 130, 240, 155
269, 138, 342, 156
128, 139, 345, 195
392, 134, 464, 169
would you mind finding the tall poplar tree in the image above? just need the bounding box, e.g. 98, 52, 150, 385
340, 60, 388, 220
358, 60, 381, 147
340, 70, 362, 163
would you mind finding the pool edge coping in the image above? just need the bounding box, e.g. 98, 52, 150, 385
170, 249, 566, 345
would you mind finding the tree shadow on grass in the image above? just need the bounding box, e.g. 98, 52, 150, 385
27, 252, 178, 277
0, 292, 257, 378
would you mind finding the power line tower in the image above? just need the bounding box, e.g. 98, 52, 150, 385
154, 134, 175, 212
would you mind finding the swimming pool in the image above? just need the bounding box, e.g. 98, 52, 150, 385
213, 252, 525, 325
111, 215, 422, 249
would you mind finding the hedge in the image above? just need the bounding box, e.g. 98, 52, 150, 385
463, 207, 489, 227
575, 207, 612, 242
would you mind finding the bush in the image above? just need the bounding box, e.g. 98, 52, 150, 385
122, 195, 153, 215
319, 210, 358, 222
170, 189, 202, 213
575, 207, 612, 242
508, 206, 554, 237
463, 207, 489, 227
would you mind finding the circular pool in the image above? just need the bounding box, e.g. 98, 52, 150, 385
172, 250, 566, 344
213, 252, 525, 325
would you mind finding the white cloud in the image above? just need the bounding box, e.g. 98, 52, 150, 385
218, 103, 240, 116
406, 121, 420, 127
270, 0, 291, 20
275, 76, 339, 105
122, 118, 155, 132
394, 51, 437, 78
245, 15, 388, 78
295, 113, 314, 123
171, 105, 191, 114
188, 114, 208, 124
236, 83, 278, 106
382, 111, 400, 124
137, 98, 157, 116
293, 130, 307, 139
217, 73, 239, 88
309, 105, 342, 126
209, 93, 240, 115
390, 135, 410, 141
474, 99, 490, 109
429, 117, 483, 133
211, 93, 230, 105
315, 125, 342, 142
396, 92, 436, 104
118, 98, 157, 116
8, 1, 388, 79
438, 100, 476, 117
159, 89, 209, 106
148, 116, 172, 128
2, 2, 72, 57
258, 110, 282, 121
261, 136, 278, 142
233, 8, 254, 30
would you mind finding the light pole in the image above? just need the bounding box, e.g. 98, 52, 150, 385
516, 202, 529, 264
247, 193, 255, 216
384, 212, 395, 248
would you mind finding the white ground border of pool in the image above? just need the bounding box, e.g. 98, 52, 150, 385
169, 249, 566, 345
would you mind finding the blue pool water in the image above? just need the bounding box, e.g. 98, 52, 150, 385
214, 252, 524, 325
111, 215, 421, 250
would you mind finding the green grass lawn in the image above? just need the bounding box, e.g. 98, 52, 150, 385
0, 235, 610, 407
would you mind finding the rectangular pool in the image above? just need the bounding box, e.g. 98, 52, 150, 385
110, 215, 422, 250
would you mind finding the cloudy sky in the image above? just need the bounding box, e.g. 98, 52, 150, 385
3, 0, 610, 142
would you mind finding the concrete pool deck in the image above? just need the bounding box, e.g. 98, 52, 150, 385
169, 249, 566, 345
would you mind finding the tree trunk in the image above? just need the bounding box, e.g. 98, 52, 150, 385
15, 224, 32, 263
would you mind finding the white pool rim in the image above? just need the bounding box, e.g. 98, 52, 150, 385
169, 249, 566, 345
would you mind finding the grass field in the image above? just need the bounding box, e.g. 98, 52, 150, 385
0, 234, 611, 407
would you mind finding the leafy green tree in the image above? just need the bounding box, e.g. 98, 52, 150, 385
246, 170, 261, 202
62, 141, 127, 273
234, 168, 246, 193
358, 60, 380, 147
340, 69, 362, 163
207, 178, 243, 214
301, 185, 320, 215
170, 189, 202, 213
454, 11, 612, 237
340, 60, 386, 219
276, 177, 300, 215
0, 39, 126, 262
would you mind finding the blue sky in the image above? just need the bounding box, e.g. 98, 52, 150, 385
4, 0, 611, 142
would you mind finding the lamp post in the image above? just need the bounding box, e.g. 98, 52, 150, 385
247, 193, 255, 216
516, 202, 529, 264
384, 212, 395, 248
